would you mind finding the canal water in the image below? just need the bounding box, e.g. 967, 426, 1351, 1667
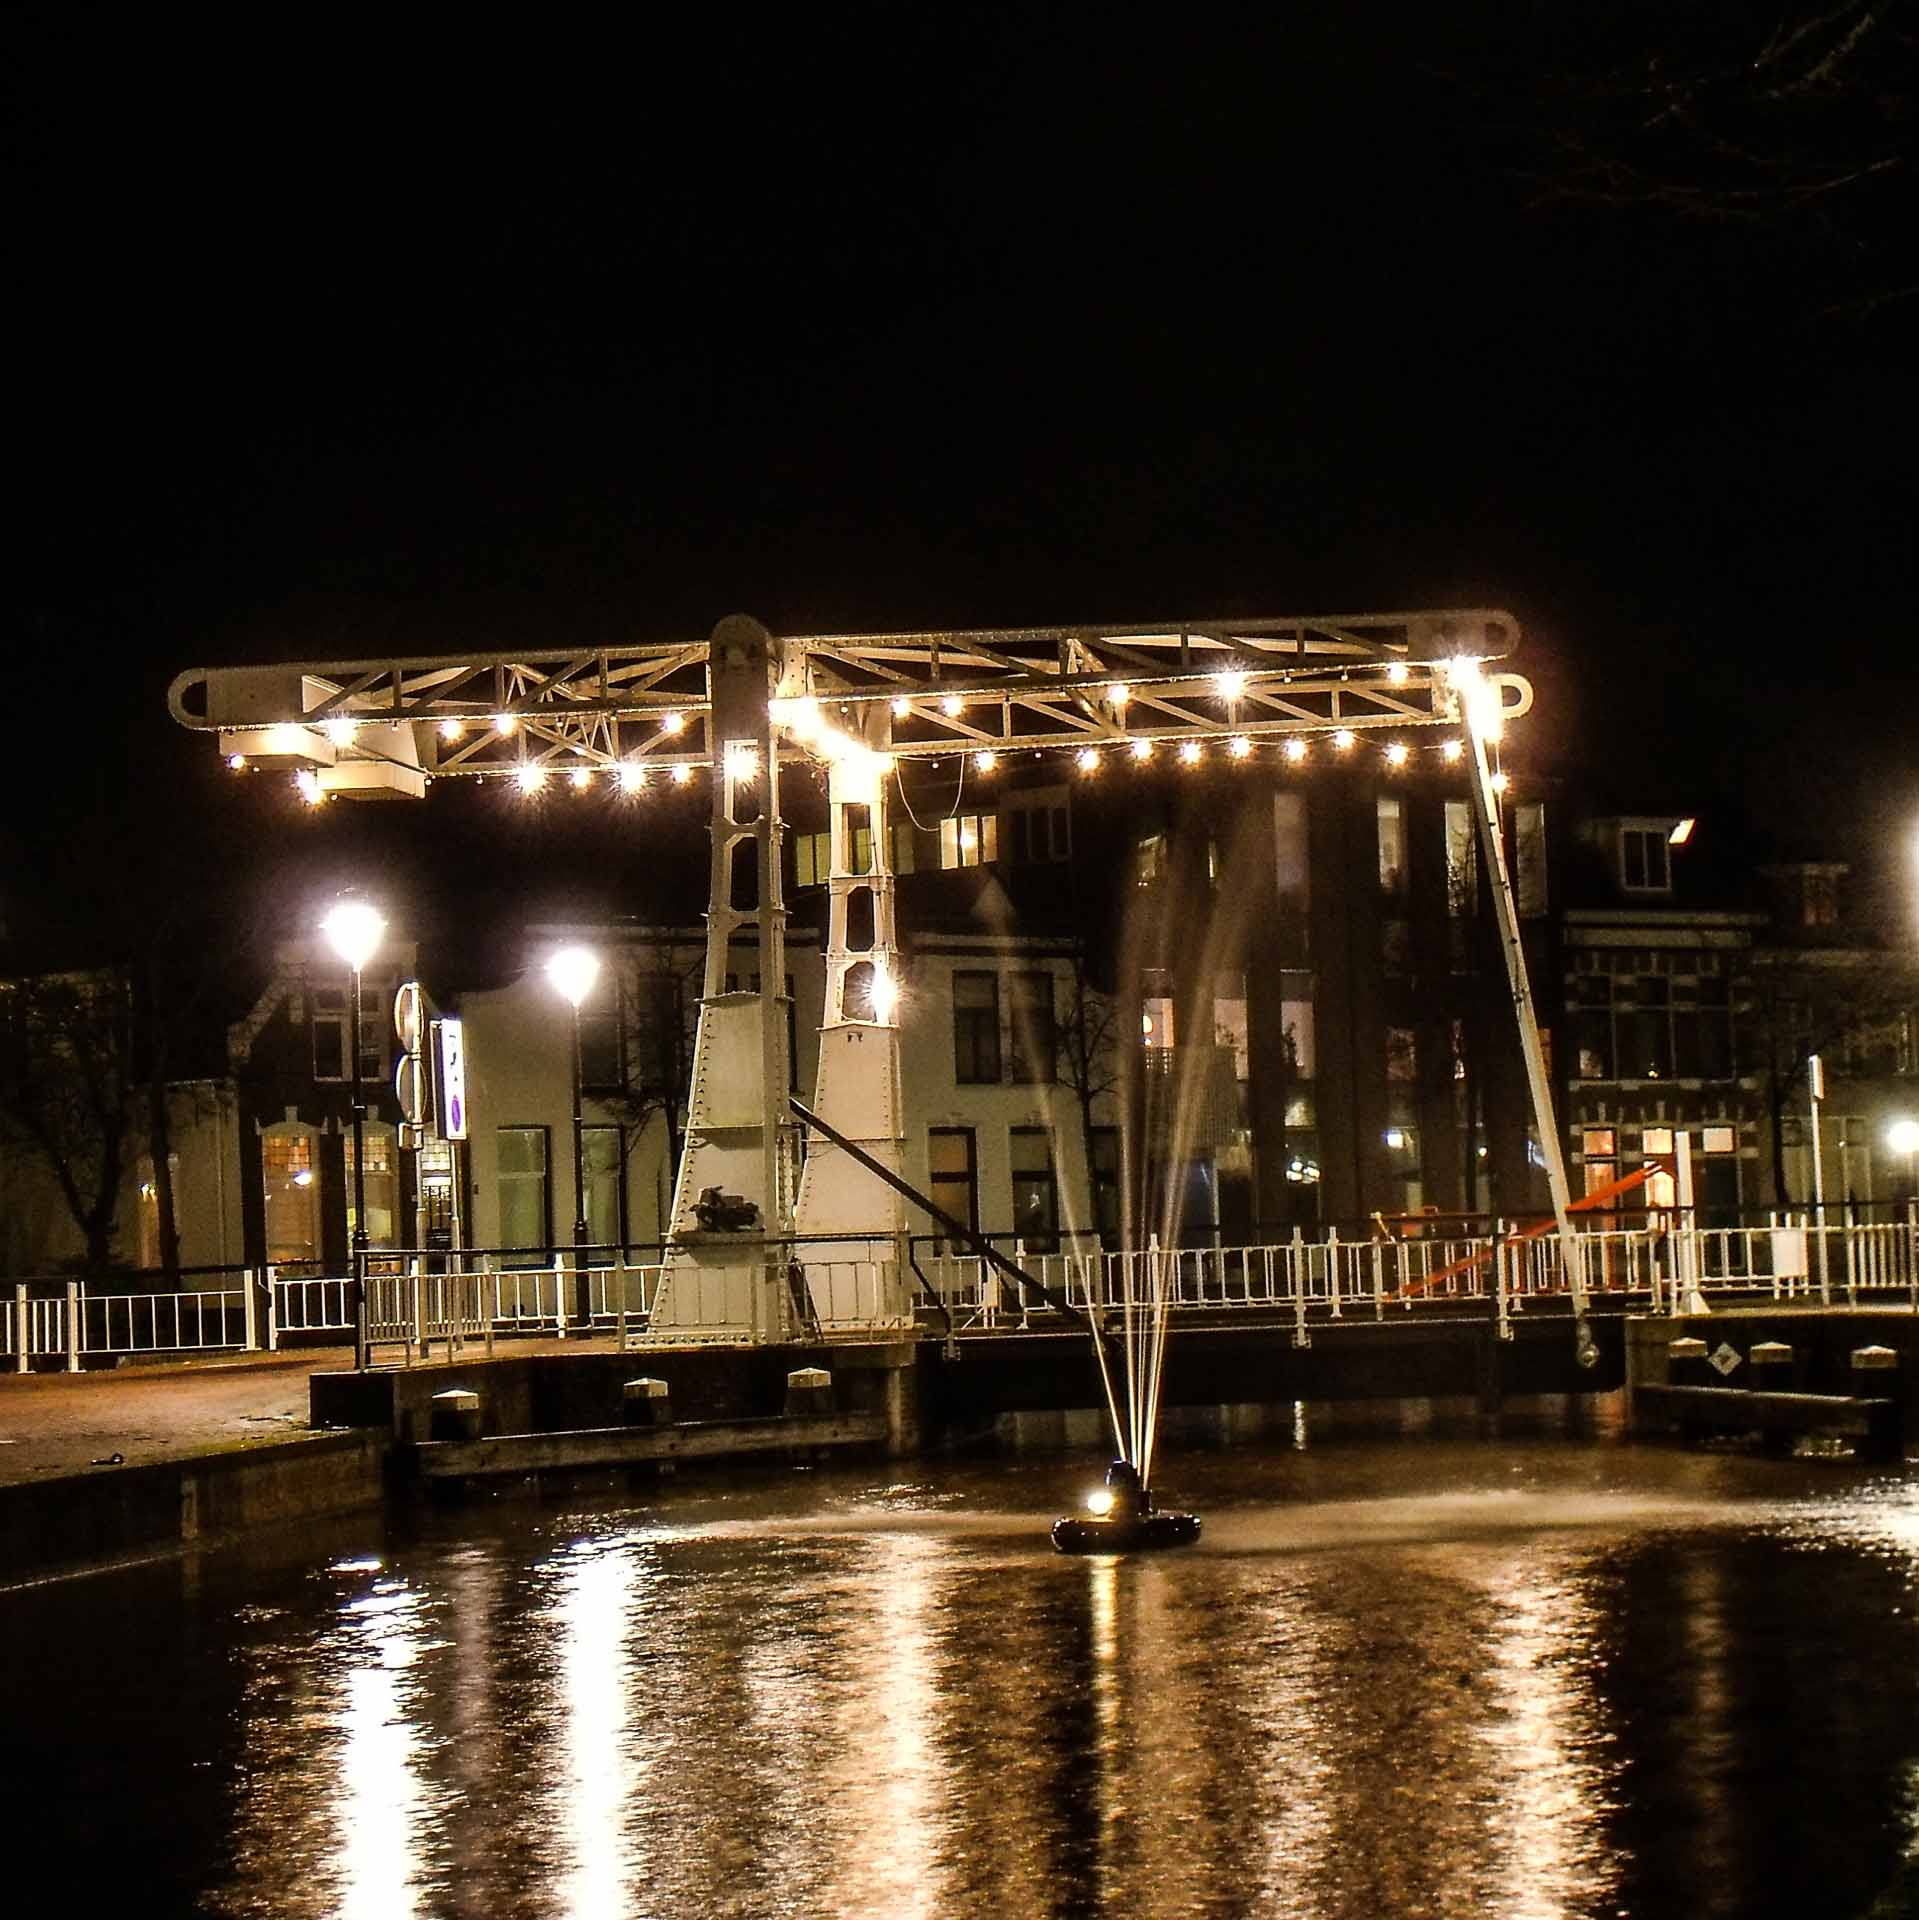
7, 1437, 1919, 1919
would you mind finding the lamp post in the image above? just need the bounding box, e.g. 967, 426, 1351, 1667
547, 944, 601, 1332
321, 896, 385, 1370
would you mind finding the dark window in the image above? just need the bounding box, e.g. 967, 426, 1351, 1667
1010, 1127, 1059, 1252
630, 973, 686, 1097
1089, 1126, 1122, 1249
311, 989, 347, 1081
928, 1128, 978, 1254
1623, 975, 1673, 1080
1620, 828, 1670, 894
953, 971, 1001, 1084
1007, 971, 1056, 1082
578, 983, 624, 1093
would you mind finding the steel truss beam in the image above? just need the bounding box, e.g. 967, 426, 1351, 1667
168, 610, 1525, 784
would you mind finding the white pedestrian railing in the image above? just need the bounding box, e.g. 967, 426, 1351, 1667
4, 1211, 1914, 1369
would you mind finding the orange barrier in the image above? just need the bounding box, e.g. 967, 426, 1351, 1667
1391, 1162, 1665, 1299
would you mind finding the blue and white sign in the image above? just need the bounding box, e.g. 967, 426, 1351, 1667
434, 1017, 467, 1140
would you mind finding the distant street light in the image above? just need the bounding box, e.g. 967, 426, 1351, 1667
547, 944, 601, 1331
1889, 1117, 1919, 1203
321, 895, 385, 1370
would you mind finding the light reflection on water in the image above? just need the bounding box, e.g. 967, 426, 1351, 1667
11, 1440, 1919, 1918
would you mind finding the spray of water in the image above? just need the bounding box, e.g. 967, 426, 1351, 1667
988, 791, 1270, 1494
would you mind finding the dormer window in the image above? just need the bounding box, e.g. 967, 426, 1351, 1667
1618, 823, 1673, 895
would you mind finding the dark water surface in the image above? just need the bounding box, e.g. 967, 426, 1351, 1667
8, 1438, 1919, 1919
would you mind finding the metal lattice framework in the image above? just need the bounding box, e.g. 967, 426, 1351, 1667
168, 608, 1591, 1354
168, 609, 1527, 793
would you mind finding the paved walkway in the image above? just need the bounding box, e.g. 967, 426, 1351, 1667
0, 1348, 354, 1486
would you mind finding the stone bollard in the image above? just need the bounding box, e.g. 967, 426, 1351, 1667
622, 1376, 674, 1480
1667, 1337, 1710, 1388
429, 1388, 481, 1444
785, 1366, 835, 1421
623, 1377, 672, 1427
1850, 1346, 1904, 1463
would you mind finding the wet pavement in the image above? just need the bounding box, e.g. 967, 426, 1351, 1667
0, 1346, 352, 1483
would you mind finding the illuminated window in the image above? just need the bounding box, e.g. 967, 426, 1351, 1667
794, 831, 831, 887
343, 1124, 399, 1248
497, 1126, 549, 1258
1701, 1126, 1736, 1154
261, 1126, 321, 1268
583, 1125, 624, 1247
1643, 1128, 1674, 1155
928, 1128, 978, 1253
1010, 1128, 1059, 1252
1377, 796, 1407, 900
1444, 801, 1477, 915
939, 813, 997, 869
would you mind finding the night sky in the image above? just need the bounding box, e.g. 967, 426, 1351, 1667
8, 9, 1916, 937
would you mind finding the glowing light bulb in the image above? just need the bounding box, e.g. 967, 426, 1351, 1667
1129, 737, 1154, 761
322, 717, 357, 748
671, 763, 692, 786
1213, 669, 1247, 700
1179, 740, 1203, 766
617, 761, 646, 794
1077, 747, 1100, 774
1333, 729, 1356, 752
1085, 1487, 1117, 1517
1385, 741, 1409, 767
661, 711, 686, 735
493, 713, 517, 736
974, 750, 998, 774
439, 719, 465, 741
868, 963, 900, 1024
226, 751, 247, 771
295, 770, 325, 806
1442, 739, 1464, 762
516, 763, 547, 793
546, 944, 601, 1010
320, 897, 385, 973
1490, 770, 1510, 794
1228, 735, 1252, 760
1387, 661, 1410, 684
940, 694, 964, 718
1284, 737, 1307, 764
569, 766, 594, 790
891, 696, 911, 719
1109, 683, 1131, 706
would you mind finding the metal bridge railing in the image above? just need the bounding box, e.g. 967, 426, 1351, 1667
5, 1209, 1914, 1369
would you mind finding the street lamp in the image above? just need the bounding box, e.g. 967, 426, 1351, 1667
547, 943, 601, 1331
1889, 1117, 1919, 1206
320, 895, 385, 1370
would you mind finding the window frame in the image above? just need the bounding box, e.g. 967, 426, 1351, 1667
952, 970, 1002, 1085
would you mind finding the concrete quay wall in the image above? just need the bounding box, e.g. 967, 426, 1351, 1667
0, 1430, 389, 1588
